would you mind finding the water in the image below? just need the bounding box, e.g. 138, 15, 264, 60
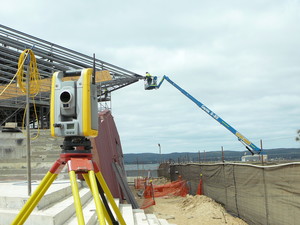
124, 163, 159, 177
124, 163, 159, 171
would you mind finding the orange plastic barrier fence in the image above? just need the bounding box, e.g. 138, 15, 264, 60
140, 198, 156, 209
140, 179, 189, 209
145, 180, 189, 198
197, 177, 203, 195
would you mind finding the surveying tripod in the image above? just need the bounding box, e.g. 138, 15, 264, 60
11, 136, 126, 225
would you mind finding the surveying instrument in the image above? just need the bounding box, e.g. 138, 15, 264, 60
11, 68, 126, 225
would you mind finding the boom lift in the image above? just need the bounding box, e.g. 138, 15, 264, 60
144, 75, 261, 155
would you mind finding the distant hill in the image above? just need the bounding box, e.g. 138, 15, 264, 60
123, 148, 300, 164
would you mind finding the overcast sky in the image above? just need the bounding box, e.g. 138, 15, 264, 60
1, 0, 300, 154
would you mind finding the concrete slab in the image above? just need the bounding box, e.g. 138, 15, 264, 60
133, 209, 150, 225
0, 180, 78, 210
119, 204, 134, 225
107, 197, 119, 220
146, 214, 161, 225
65, 199, 97, 225
0, 180, 166, 225
0, 187, 91, 225
158, 219, 172, 225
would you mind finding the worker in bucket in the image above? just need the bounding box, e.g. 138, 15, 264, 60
145, 72, 152, 85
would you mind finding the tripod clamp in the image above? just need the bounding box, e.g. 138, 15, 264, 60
60, 136, 92, 153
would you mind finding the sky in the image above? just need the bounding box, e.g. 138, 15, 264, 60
1, 0, 300, 154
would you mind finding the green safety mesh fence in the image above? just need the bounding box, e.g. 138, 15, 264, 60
169, 163, 300, 225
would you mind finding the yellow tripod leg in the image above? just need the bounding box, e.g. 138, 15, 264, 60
88, 170, 106, 225
11, 172, 57, 225
82, 174, 113, 225
95, 171, 126, 225
69, 170, 85, 225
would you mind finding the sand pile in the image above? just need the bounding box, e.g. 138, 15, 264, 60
146, 194, 248, 225
132, 178, 248, 224
151, 177, 170, 185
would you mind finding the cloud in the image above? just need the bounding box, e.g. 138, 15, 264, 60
1, 0, 300, 153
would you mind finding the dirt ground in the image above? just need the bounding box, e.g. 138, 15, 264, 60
132, 178, 248, 225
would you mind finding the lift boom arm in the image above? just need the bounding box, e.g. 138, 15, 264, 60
153, 75, 261, 154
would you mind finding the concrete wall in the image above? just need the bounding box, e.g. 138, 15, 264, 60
157, 162, 171, 179
0, 132, 26, 160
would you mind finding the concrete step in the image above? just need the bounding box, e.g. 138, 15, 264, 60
31, 150, 60, 156
120, 204, 135, 225
158, 219, 172, 225
0, 154, 59, 164
65, 199, 97, 225
133, 210, 176, 225
108, 197, 120, 221
27, 187, 92, 225
0, 180, 76, 210
133, 209, 150, 225
0, 166, 69, 181
146, 214, 161, 225
30, 147, 61, 153
0, 179, 176, 225
0, 173, 69, 181
0, 161, 51, 169
66, 197, 124, 225
0, 187, 91, 225
0, 168, 52, 175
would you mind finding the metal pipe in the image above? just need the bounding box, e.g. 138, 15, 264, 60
26, 63, 31, 196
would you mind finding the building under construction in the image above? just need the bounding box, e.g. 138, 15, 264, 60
0, 25, 161, 225
0, 24, 143, 128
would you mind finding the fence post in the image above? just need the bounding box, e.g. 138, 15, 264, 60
232, 164, 240, 217
223, 163, 228, 208
260, 139, 264, 165
221, 146, 225, 162
262, 167, 269, 225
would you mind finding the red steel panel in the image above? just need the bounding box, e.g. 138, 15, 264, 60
91, 110, 125, 199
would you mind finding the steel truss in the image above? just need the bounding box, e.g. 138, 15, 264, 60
0, 24, 143, 126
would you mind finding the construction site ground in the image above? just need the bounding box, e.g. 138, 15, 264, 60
131, 178, 248, 225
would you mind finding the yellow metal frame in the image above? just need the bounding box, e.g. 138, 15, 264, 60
10, 157, 126, 225
95, 171, 126, 225
50, 72, 58, 137
11, 172, 58, 225
82, 68, 98, 137
69, 171, 85, 225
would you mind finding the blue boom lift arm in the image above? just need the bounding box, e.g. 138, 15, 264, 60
144, 75, 261, 155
